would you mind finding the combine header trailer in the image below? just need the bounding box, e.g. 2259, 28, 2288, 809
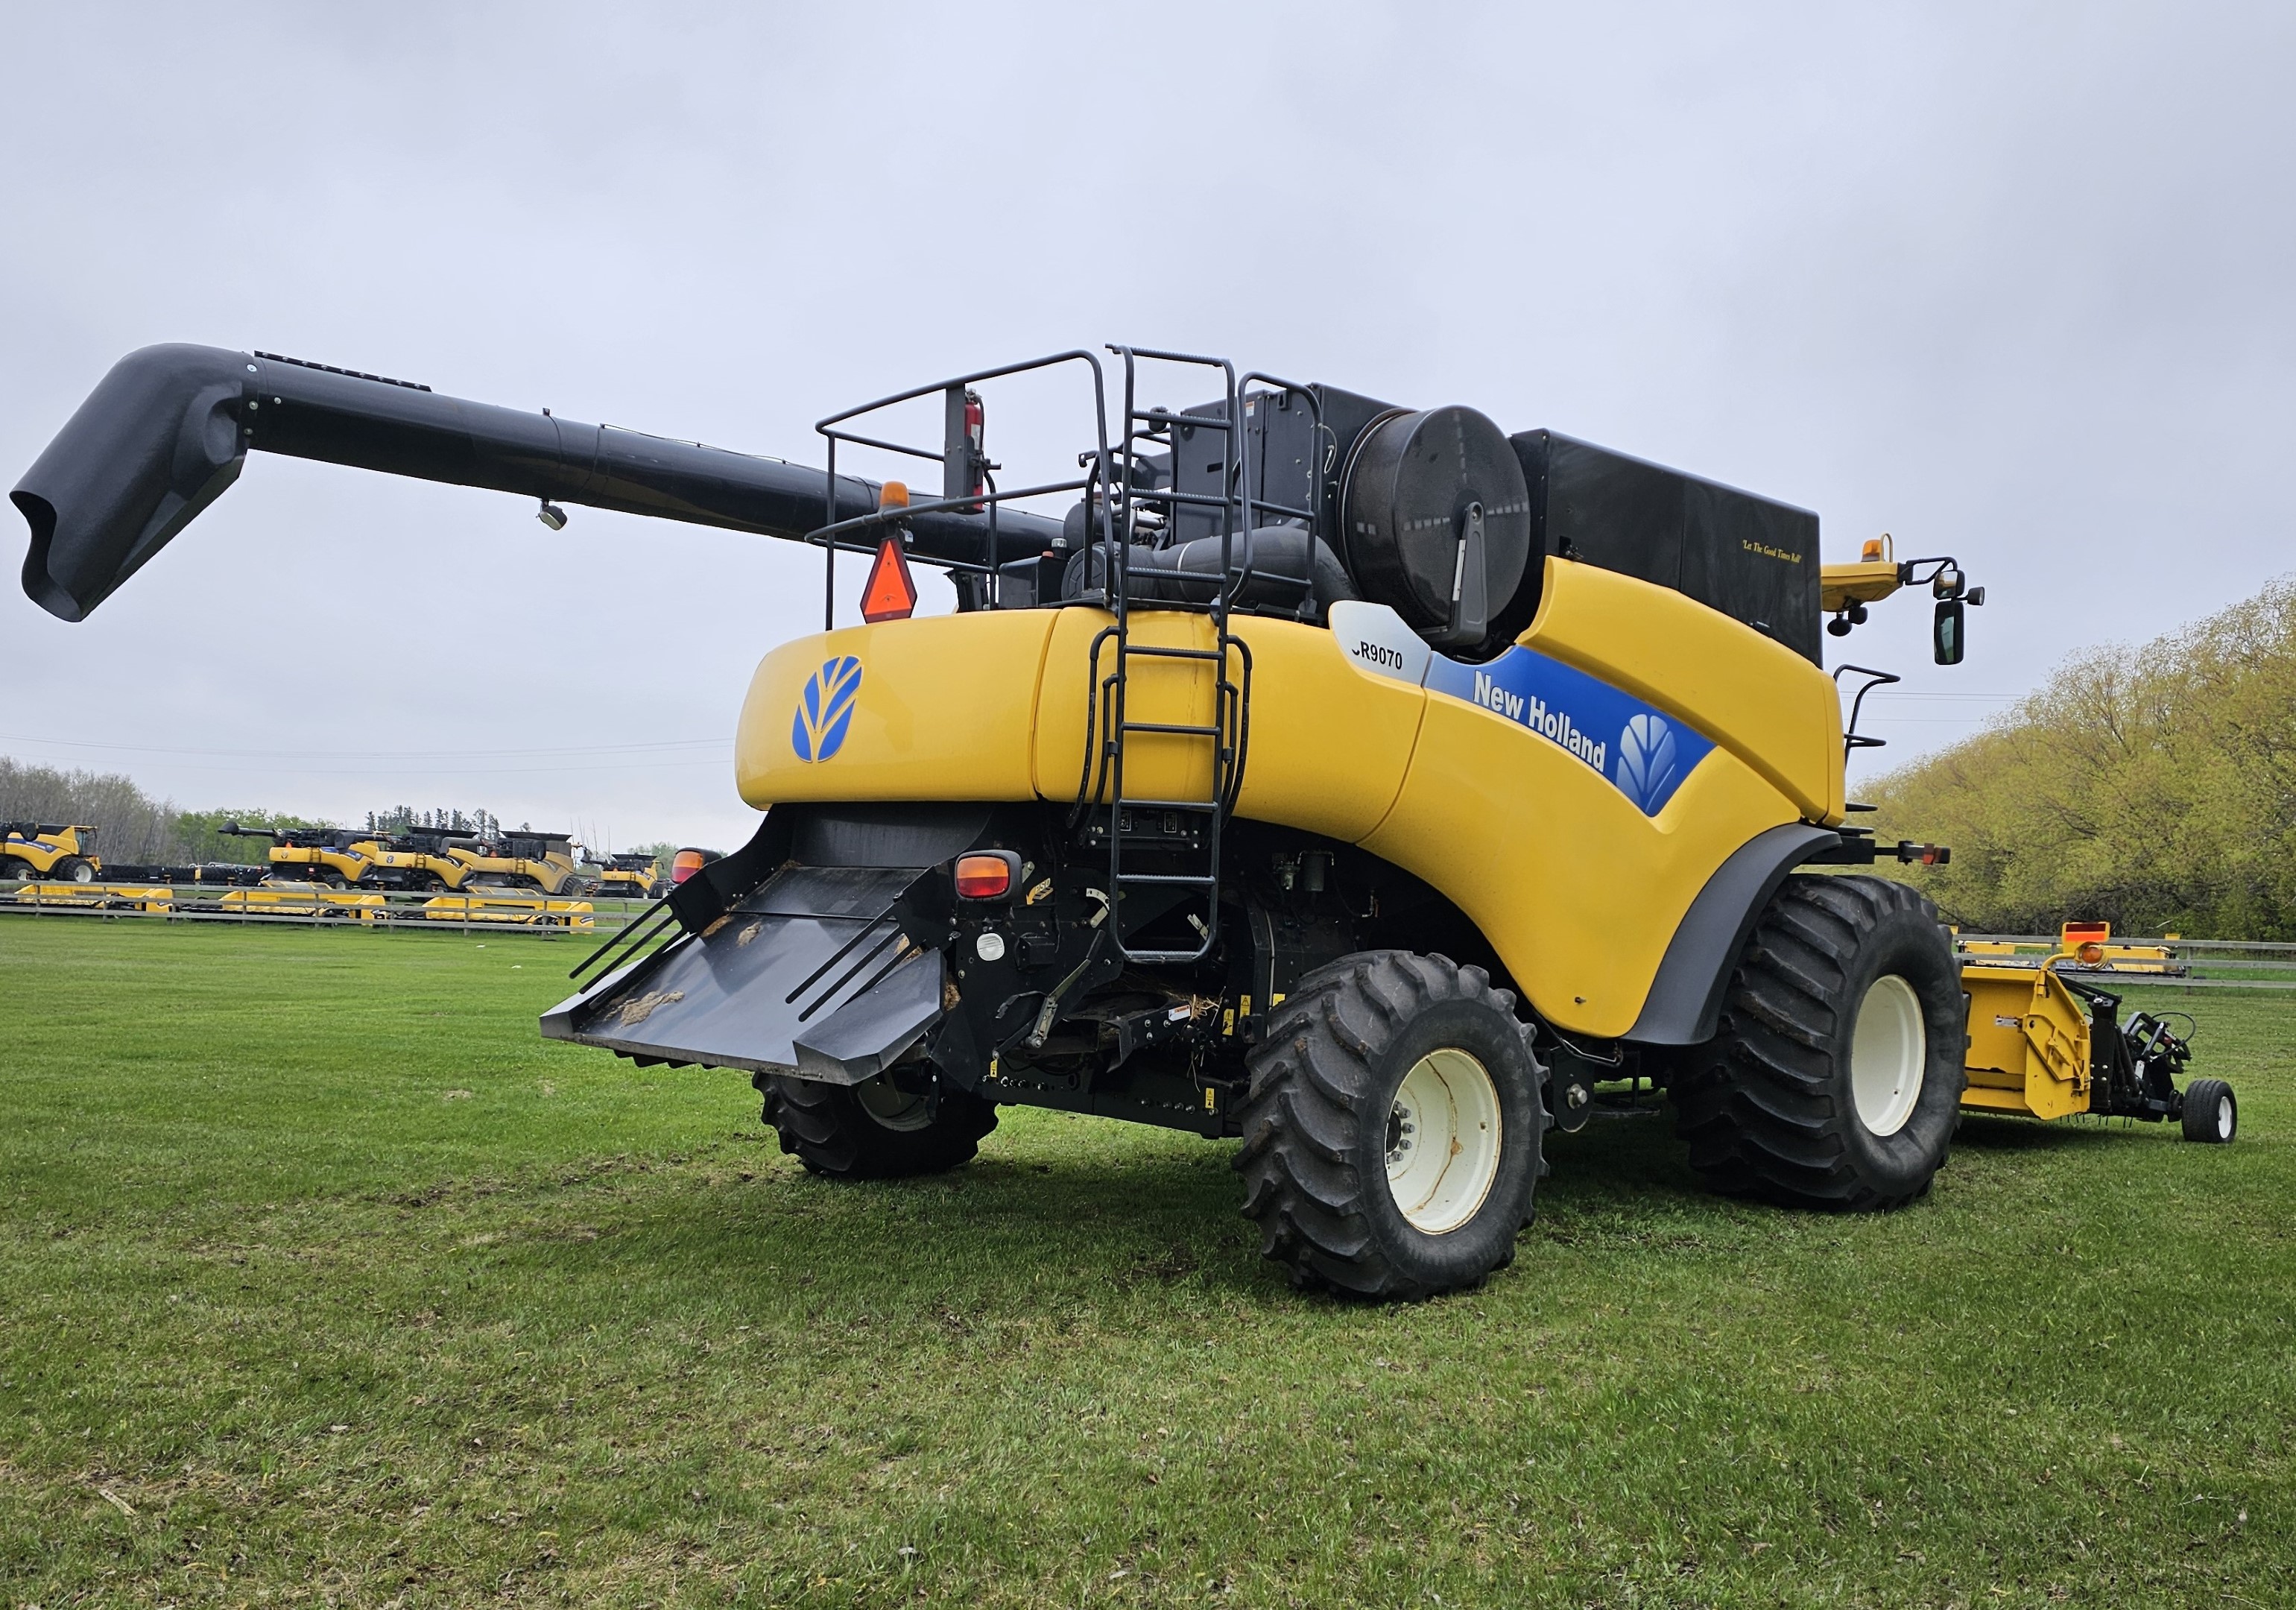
15, 342, 2238, 1299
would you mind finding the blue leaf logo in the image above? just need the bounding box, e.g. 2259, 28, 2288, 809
791, 655, 863, 763
1613, 713, 1680, 813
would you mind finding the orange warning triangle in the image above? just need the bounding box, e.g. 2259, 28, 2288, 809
859, 535, 920, 622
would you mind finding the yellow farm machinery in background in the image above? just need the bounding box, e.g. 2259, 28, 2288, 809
590, 851, 665, 900
215, 821, 595, 895
5, 820, 601, 927
0, 821, 102, 882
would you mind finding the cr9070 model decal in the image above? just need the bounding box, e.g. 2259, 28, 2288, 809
1329, 600, 1715, 817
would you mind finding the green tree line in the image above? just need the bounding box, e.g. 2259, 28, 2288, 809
1870, 575, 2296, 939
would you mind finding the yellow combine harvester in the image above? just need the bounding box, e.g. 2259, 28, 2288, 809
13, 341, 2239, 1299
218, 821, 476, 891
444, 830, 594, 897
591, 852, 663, 901
0, 822, 102, 882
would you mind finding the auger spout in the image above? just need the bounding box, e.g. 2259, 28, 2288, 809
13, 344, 1059, 620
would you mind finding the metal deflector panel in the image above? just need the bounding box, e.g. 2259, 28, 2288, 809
540, 864, 940, 1082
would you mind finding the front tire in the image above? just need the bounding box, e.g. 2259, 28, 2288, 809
1235, 950, 1542, 1301
1671, 874, 1966, 1210
760, 1073, 998, 1178
54, 856, 96, 883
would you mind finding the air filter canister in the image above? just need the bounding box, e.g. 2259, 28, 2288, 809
1337, 405, 1531, 650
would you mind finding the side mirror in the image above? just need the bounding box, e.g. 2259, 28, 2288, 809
1933, 597, 1965, 665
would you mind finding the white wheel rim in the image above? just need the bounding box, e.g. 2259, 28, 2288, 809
1850, 974, 1927, 1137
2216, 1095, 2234, 1140
1385, 1047, 1502, 1235
854, 1076, 934, 1132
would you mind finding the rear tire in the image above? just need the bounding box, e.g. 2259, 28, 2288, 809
2180, 1078, 2236, 1143
1234, 950, 1542, 1301
1671, 874, 1966, 1211
760, 1073, 998, 1179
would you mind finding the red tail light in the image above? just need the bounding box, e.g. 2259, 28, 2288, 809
954, 852, 1016, 900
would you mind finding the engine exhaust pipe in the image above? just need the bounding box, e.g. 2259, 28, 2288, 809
13, 344, 1059, 621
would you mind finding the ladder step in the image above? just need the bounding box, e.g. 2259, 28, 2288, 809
1121, 720, 1221, 736
1119, 643, 1226, 662
1116, 872, 1219, 887
1119, 946, 1215, 965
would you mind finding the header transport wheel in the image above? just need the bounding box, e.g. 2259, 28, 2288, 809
2180, 1078, 2238, 1144
759, 1073, 999, 1180
1235, 950, 1542, 1301
1670, 874, 1967, 1211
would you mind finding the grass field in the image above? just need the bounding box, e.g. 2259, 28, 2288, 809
1, 918, 2289, 1608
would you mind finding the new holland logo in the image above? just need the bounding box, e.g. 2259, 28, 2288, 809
791, 655, 863, 763
1613, 713, 1681, 814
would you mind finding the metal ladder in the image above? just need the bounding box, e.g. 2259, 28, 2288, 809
1075, 348, 1254, 965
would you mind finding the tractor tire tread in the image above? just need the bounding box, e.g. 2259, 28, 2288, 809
1233, 950, 1532, 1302
758, 1073, 997, 1179
1672, 874, 1965, 1213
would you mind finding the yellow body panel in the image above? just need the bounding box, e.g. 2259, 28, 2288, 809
1025, 608, 1431, 844
1959, 961, 2095, 1121
1523, 561, 1844, 823
268, 845, 375, 884
1362, 703, 1797, 1036
732, 558, 1841, 1039
737, 609, 1060, 805
355, 839, 472, 888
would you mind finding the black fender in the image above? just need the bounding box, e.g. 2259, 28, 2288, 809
1624, 822, 1843, 1046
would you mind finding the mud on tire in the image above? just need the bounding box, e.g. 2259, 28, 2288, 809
758, 1073, 999, 1179
1671, 874, 1965, 1211
1234, 950, 1542, 1301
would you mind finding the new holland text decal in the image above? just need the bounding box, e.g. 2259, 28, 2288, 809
1329, 600, 1716, 817
791, 655, 863, 763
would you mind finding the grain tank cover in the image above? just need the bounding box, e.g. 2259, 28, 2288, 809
1506, 431, 1822, 663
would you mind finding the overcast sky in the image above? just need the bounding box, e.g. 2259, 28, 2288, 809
3, 4, 2289, 850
